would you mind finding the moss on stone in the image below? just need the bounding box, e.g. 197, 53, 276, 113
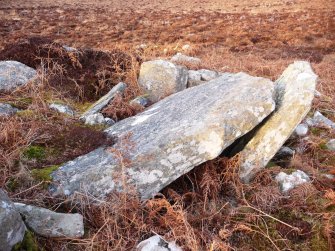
23, 146, 46, 160
13, 231, 39, 251
31, 165, 60, 182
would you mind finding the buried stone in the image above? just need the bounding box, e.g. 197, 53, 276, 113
50, 72, 275, 199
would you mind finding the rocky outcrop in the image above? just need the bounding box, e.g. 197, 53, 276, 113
0, 189, 26, 251
50, 72, 275, 199
136, 235, 182, 251
138, 60, 188, 102
14, 203, 84, 238
0, 61, 36, 92
239, 61, 317, 182
0, 103, 19, 116
275, 170, 310, 193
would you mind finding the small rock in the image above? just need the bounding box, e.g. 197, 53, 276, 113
314, 90, 322, 97
294, 123, 309, 137
275, 170, 310, 193
0, 103, 18, 116
171, 53, 201, 65
0, 61, 37, 92
136, 235, 182, 251
307, 111, 335, 129
104, 117, 116, 126
83, 113, 111, 126
326, 139, 335, 151
62, 45, 77, 52
130, 96, 150, 108
187, 70, 202, 87
0, 189, 26, 251
14, 203, 84, 238
197, 69, 219, 81
49, 103, 75, 116
138, 60, 188, 103
321, 174, 335, 180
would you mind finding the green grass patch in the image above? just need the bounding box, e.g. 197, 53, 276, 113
23, 146, 46, 160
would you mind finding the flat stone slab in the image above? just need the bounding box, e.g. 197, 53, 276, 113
0, 61, 36, 92
239, 61, 317, 182
50, 72, 275, 199
14, 203, 84, 238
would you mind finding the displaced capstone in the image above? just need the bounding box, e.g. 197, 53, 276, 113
0, 189, 26, 251
326, 139, 335, 151
50, 72, 275, 200
81, 82, 127, 118
138, 60, 188, 102
275, 170, 310, 193
0, 61, 36, 92
0, 103, 18, 116
136, 235, 182, 251
170, 53, 201, 65
14, 203, 84, 238
294, 123, 309, 137
49, 103, 75, 116
239, 61, 317, 182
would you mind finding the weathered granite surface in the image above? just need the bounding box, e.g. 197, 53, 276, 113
50, 72, 275, 199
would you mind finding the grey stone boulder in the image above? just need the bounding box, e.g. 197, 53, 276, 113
50, 72, 275, 199
306, 111, 335, 129
81, 82, 127, 119
0, 103, 18, 117
239, 61, 317, 182
171, 53, 201, 65
136, 235, 182, 251
49, 103, 75, 116
138, 60, 188, 103
275, 170, 310, 193
0, 189, 26, 251
0, 61, 37, 92
326, 139, 335, 151
14, 203, 84, 238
